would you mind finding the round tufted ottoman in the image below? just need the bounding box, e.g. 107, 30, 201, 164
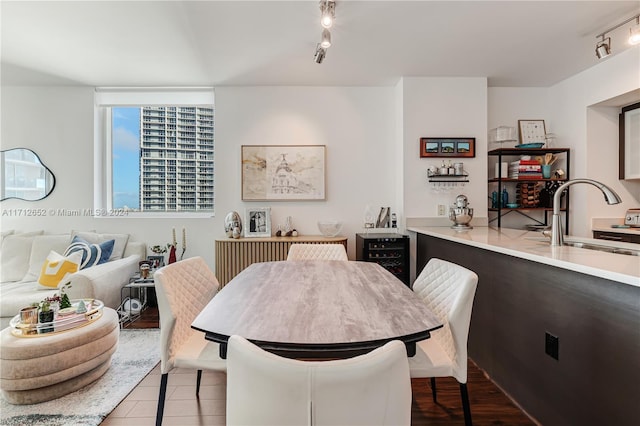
0, 307, 119, 405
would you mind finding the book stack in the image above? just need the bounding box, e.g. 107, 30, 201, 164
509, 159, 543, 179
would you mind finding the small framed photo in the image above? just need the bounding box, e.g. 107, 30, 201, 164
147, 255, 164, 269
420, 138, 475, 158
244, 207, 272, 238
518, 120, 546, 144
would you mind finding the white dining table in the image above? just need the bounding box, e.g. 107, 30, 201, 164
191, 260, 442, 359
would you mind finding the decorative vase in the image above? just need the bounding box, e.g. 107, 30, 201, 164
168, 245, 177, 264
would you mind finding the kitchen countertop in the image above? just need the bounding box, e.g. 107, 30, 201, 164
407, 226, 640, 287
592, 217, 640, 235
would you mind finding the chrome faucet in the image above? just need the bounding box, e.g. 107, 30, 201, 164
550, 179, 622, 246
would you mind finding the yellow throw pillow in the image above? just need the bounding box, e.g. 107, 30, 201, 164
38, 250, 82, 289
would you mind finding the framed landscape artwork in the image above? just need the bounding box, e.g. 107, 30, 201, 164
241, 145, 326, 201
420, 138, 476, 158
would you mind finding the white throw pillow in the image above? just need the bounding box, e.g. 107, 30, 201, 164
0, 231, 44, 282
22, 234, 73, 282
71, 230, 129, 261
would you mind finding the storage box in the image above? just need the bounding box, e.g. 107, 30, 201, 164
489, 126, 516, 143
495, 162, 508, 178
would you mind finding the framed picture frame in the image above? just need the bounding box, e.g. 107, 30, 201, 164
242, 145, 326, 201
146, 255, 164, 269
244, 207, 272, 238
518, 120, 546, 144
419, 138, 475, 158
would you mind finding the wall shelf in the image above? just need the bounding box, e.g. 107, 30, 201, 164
488, 148, 571, 231
427, 171, 469, 183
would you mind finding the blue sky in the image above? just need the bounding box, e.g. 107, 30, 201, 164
112, 108, 140, 209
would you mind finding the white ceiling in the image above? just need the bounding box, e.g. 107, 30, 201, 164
1, 1, 639, 87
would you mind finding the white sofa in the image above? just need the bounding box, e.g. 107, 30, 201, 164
0, 231, 146, 327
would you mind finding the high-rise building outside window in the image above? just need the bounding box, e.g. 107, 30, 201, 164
95, 88, 215, 217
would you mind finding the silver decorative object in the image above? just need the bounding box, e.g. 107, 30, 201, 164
449, 194, 474, 230
225, 211, 242, 238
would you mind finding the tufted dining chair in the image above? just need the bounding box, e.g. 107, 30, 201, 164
409, 257, 478, 426
286, 243, 348, 261
226, 335, 412, 426
153, 257, 226, 426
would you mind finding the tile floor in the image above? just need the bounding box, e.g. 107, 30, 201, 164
102, 366, 227, 425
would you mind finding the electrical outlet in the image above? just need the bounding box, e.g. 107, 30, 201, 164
545, 332, 559, 360
437, 204, 446, 216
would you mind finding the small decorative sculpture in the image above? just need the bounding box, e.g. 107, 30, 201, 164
276, 216, 298, 237
225, 211, 243, 238
232, 227, 241, 239
76, 300, 87, 314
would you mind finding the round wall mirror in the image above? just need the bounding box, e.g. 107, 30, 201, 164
1, 148, 56, 201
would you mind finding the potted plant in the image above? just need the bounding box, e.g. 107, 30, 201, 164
44, 294, 61, 317
37, 300, 54, 333
59, 281, 72, 309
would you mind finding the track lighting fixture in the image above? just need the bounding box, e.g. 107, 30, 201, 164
320, 0, 335, 29
595, 13, 640, 59
314, 1, 335, 63
314, 44, 326, 64
320, 29, 332, 48
595, 36, 611, 59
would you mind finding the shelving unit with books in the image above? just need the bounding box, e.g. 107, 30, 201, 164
488, 147, 571, 232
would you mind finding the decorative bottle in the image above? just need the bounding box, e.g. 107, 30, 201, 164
491, 191, 498, 209
501, 188, 509, 207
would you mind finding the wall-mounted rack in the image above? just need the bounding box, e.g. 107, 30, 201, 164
427, 171, 469, 183
427, 170, 469, 192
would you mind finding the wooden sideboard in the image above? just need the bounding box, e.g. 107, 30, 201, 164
215, 235, 348, 286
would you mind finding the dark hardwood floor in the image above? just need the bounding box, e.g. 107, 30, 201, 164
411, 366, 536, 425
126, 307, 536, 425
121, 306, 159, 329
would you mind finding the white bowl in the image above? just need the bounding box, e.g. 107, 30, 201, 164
317, 221, 343, 237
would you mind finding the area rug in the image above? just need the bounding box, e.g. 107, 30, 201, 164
0, 328, 160, 426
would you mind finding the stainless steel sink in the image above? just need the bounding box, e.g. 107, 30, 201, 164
562, 241, 640, 256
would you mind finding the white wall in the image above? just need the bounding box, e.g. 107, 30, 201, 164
401, 77, 488, 221
214, 86, 397, 259
549, 46, 640, 236
0, 85, 397, 264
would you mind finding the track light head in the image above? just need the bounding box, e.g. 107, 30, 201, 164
594, 13, 640, 58
320, 0, 335, 29
314, 44, 327, 64
320, 29, 332, 48
596, 37, 611, 59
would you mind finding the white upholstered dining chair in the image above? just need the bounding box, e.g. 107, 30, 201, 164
153, 257, 226, 426
226, 335, 412, 426
409, 257, 478, 426
286, 243, 348, 261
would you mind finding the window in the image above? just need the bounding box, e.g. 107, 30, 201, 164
94, 88, 215, 217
